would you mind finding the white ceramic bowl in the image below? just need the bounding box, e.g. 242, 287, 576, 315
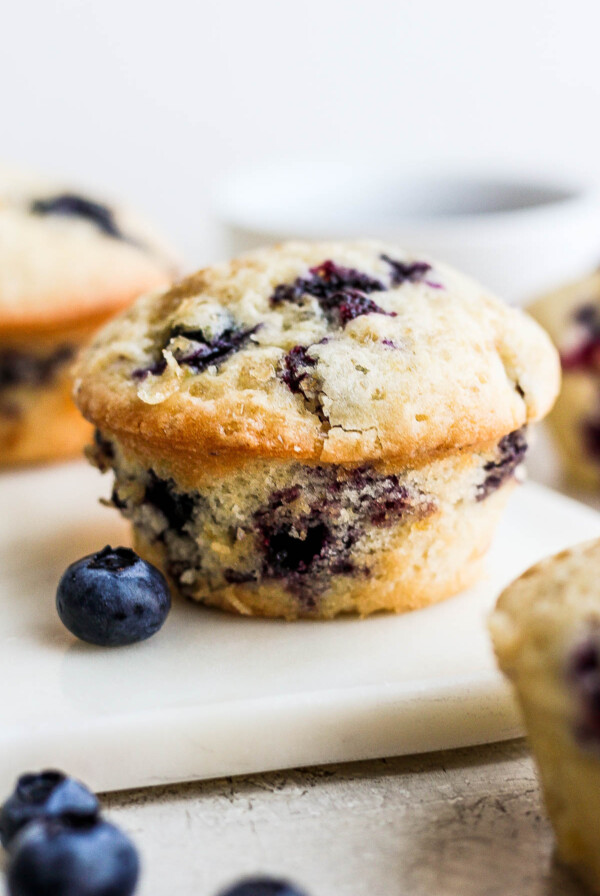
215, 159, 600, 304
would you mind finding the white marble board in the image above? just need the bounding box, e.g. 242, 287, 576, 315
1, 461, 599, 793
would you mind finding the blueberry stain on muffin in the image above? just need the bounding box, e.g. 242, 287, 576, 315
249, 466, 433, 602
270, 259, 397, 328
131, 357, 168, 380
271, 260, 385, 307
476, 428, 528, 501
133, 320, 260, 379
0, 345, 76, 417
268, 256, 446, 329
568, 633, 600, 746
169, 324, 260, 373
333, 289, 396, 326
144, 471, 197, 534
279, 345, 328, 422
381, 254, 436, 286
560, 304, 600, 371
30, 193, 126, 241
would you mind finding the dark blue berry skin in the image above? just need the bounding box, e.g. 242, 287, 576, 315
568, 636, 600, 745
30, 194, 124, 241
56, 546, 171, 647
0, 772, 98, 849
6, 817, 139, 896
218, 877, 307, 896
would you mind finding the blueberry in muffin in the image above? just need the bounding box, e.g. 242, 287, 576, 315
74, 241, 559, 619
490, 539, 600, 893
0, 165, 179, 466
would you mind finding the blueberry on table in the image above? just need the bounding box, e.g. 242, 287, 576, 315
6, 816, 139, 896
0, 771, 98, 848
218, 877, 308, 896
56, 546, 171, 647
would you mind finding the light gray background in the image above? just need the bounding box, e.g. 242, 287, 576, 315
3, 0, 600, 260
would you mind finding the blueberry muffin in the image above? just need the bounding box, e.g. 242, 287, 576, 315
490, 540, 600, 893
74, 241, 559, 619
529, 272, 600, 487
0, 166, 178, 465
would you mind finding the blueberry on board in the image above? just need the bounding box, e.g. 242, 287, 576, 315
218, 877, 308, 896
0, 771, 98, 848
56, 546, 171, 647
6, 816, 139, 896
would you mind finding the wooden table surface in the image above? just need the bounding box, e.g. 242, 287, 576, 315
97, 740, 585, 896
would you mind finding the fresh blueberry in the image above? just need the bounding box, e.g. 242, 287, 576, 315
56, 546, 171, 647
6, 816, 139, 896
217, 877, 307, 896
0, 772, 98, 849
30, 194, 124, 241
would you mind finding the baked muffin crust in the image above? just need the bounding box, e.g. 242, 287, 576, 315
74, 241, 559, 466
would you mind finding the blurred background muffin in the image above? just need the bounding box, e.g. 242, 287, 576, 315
491, 540, 600, 893
529, 271, 600, 489
0, 166, 179, 466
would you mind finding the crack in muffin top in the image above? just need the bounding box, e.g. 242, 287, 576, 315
74, 240, 560, 466
0, 165, 180, 333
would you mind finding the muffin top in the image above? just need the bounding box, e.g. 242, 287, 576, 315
0, 166, 179, 334
74, 240, 560, 465
529, 270, 600, 374
490, 539, 600, 718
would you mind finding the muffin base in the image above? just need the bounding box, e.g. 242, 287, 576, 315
133, 484, 512, 619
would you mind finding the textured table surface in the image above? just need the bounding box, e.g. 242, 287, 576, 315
89, 740, 584, 896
